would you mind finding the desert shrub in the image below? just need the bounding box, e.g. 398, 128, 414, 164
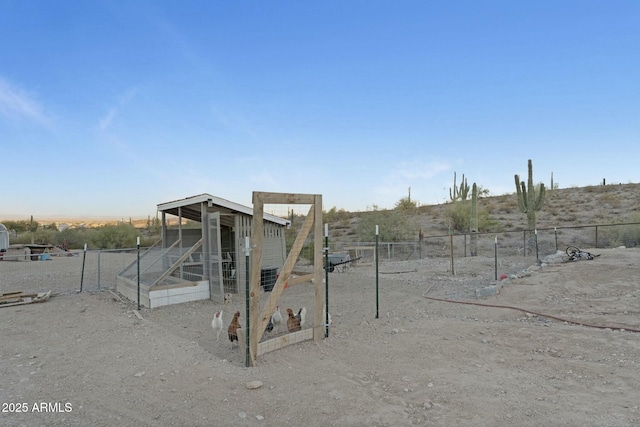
8, 233, 33, 245
598, 214, 640, 248
356, 206, 414, 241
8, 227, 98, 249
332, 218, 352, 230
445, 202, 498, 233
493, 197, 518, 213
1, 220, 37, 234
483, 215, 504, 232
92, 224, 139, 249
57, 228, 94, 249
598, 193, 621, 207
564, 214, 578, 222
394, 197, 418, 213
32, 229, 57, 245
620, 224, 640, 247
583, 185, 601, 193
324, 206, 350, 223
446, 203, 469, 232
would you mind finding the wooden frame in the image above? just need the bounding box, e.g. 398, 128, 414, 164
247, 191, 324, 366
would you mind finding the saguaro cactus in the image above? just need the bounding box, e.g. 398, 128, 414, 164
449, 172, 469, 202
514, 159, 545, 231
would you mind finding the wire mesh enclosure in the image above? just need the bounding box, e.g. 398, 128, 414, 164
1, 221, 637, 310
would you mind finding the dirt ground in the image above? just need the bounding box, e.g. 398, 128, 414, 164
1, 247, 639, 427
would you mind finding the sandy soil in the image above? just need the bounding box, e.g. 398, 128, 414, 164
1, 247, 639, 427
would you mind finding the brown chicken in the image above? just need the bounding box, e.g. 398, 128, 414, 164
286, 308, 301, 332
228, 311, 240, 349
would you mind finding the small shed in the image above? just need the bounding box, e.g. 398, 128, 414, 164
116, 194, 290, 308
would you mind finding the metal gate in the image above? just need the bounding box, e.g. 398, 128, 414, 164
205, 212, 225, 303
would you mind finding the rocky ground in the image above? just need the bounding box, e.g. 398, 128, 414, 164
1, 247, 639, 426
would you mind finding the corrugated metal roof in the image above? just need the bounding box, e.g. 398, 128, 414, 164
157, 193, 290, 226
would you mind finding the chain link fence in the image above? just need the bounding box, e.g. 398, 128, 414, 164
329, 222, 640, 265
0, 248, 138, 296
2, 222, 638, 300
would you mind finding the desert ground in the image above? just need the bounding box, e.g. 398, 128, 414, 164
1, 247, 639, 427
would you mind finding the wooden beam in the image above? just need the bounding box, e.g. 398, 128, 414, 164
0, 291, 52, 308
249, 192, 265, 366
240, 328, 313, 360
286, 273, 314, 287
150, 239, 203, 287
258, 204, 314, 340
257, 329, 313, 356
1, 291, 38, 302
255, 191, 317, 205
249, 191, 324, 364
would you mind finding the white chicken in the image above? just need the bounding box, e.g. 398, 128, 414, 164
323, 306, 332, 326
211, 311, 223, 341
271, 306, 283, 333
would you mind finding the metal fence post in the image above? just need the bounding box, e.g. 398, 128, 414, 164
137, 238, 141, 310
243, 236, 251, 368
375, 225, 379, 319
494, 236, 498, 281
324, 223, 330, 337
80, 243, 87, 292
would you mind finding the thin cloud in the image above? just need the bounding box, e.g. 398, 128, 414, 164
98, 108, 117, 132
96, 87, 137, 133
0, 76, 52, 126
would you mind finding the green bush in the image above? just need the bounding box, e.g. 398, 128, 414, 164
1, 220, 32, 234
394, 197, 418, 212
93, 224, 139, 249
57, 228, 94, 249
445, 202, 500, 233
598, 214, 640, 248
356, 205, 415, 242
323, 206, 349, 223
32, 229, 57, 245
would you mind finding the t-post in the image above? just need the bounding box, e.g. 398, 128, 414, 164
375, 225, 379, 319
324, 223, 330, 337
136, 237, 140, 310
243, 236, 251, 368
494, 236, 498, 281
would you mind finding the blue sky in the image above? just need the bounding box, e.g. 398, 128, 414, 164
1, 1, 638, 219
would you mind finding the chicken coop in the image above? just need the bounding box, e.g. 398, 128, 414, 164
116, 193, 290, 308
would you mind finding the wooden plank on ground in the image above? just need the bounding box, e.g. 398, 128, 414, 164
0, 291, 52, 308
1, 291, 39, 302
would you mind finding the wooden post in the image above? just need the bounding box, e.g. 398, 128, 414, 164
249, 192, 264, 366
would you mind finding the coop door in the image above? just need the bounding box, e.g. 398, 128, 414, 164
206, 212, 225, 303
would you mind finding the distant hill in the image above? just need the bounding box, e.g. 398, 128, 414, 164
4, 183, 639, 238
324, 182, 640, 245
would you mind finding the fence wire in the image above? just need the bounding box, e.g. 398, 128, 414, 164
1, 222, 637, 300
0, 248, 138, 296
